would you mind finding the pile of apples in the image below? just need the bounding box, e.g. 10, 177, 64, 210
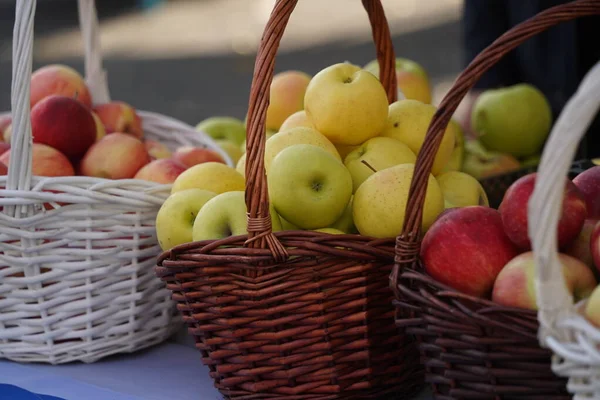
421, 166, 600, 328
0, 64, 226, 184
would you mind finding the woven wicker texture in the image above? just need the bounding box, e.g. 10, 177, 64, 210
0, 0, 229, 364
388, 0, 600, 398
156, 0, 426, 398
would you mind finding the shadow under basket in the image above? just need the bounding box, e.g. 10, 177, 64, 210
155, 232, 424, 399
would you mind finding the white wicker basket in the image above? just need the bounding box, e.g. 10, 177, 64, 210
0, 0, 232, 364
529, 60, 600, 399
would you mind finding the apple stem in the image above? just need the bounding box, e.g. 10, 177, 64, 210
361, 160, 378, 173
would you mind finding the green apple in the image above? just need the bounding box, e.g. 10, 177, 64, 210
280, 216, 300, 231
440, 119, 465, 173
196, 116, 246, 147
192, 191, 282, 241
268, 144, 352, 230
462, 140, 522, 180
344, 136, 416, 192
471, 83, 552, 158
215, 139, 243, 164
436, 171, 489, 208
156, 189, 217, 250
520, 154, 541, 169
314, 228, 344, 234
364, 57, 432, 104
328, 196, 357, 233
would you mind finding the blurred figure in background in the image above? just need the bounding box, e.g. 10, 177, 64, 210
460, 0, 600, 158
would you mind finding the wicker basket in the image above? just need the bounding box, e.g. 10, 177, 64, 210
0, 0, 231, 365
388, 0, 600, 398
155, 0, 425, 398
529, 61, 600, 399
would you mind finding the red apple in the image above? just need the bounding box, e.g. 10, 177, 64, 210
590, 221, 600, 276
0, 115, 11, 141
492, 251, 597, 310
93, 101, 143, 139
421, 206, 520, 297
133, 159, 187, 184
0, 143, 74, 177
499, 173, 587, 251
145, 140, 172, 159
30, 64, 92, 108
565, 219, 598, 269
0, 143, 10, 156
79, 133, 150, 179
0, 161, 7, 175
172, 146, 225, 168
31, 95, 97, 161
573, 166, 600, 219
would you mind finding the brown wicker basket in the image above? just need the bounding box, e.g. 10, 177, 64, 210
155, 0, 424, 398
390, 1, 600, 399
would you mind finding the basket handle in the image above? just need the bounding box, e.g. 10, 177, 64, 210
244, 0, 397, 259
390, 0, 600, 292
529, 61, 600, 343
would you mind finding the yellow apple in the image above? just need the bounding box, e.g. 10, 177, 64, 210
280, 216, 300, 231
344, 136, 416, 192
335, 144, 360, 160
171, 162, 245, 194
353, 163, 444, 238
436, 170, 489, 208
364, 57, 432, 104
304, 62, 388, 146
215, 139, 243, 164
236, 153, 246, 177
279, 110, 314, 132
439, 119, 465, 173
155, 189, 217, 250
584, 285, 600, 327
266, 70, 312, 131
328, 196, 357, 233
381, 99, 456, 176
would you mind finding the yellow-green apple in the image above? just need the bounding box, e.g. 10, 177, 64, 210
236, 153, 246, 177
31, 95, 96, 161
0, 115, 11, 141
240, 130, 276, 154
573, 166, 600, 219
264, 126, 340, 172
471, 83, 552, 158
171, 161, 245, 194
328, 196, 357, 233
344, 136, 416, 192
436, 171, 489, 208
30, 64, 92, 108
172, 146, 224, 168
93, 101, 144, 139
422, 206, 519, 297
145, 140, 172, 159
520, 154, 541, 169
335, 144, 360, 160
192, 190, 282, 241
500, 173, 587, 251
215, 139, 243, 164
279, 110, 314, 132
314, 228, 344, 234
196, 116, 246, 147
440, 119, 465, 173
462, 139, 522, 179
267, 144, 352, 230
133, 159, 187, 184
91, 111, 106, 141
304, 62, 388, 146
353, 163, 444, 238
364, 57, 432, 104
584, 286, 600, 327
266, 70, 312, 131
590, 221, 600, 275
565, 219, 598, 270
492, 252, 597, 309
155, 188, 217, 250
280, 216, 300, 231
0, 143, 74, 177
79, 133, 150, 179
381, 99, 456, 176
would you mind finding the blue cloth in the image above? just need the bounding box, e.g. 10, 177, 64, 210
0, 384, 65, 400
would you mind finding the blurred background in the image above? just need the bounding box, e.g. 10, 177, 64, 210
0, 0, 463, 125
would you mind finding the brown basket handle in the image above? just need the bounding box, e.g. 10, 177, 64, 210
391, 0, 600, 290
244, 0, 397, 260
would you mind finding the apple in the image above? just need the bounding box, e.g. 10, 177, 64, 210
304, 62, 388, 146
93, 101, 144, 139
2, 124, 11, 144
471, 83, 552, 158
196, 116, 246, 147
573, 166, 600, 219
30, 64, 92, 108
364, 57, 432, 104
79, 133, 150, 179
314, 228, 345, 235
353, 163, 444, 238
328, 196, 357, 233
344, 136, 416, 192
462, 139, 522, 179
280, 216, 300, 231
335, 144, 359, 160
0, 143, 74, 177
155, 188, 217, 250
381, 99, 456, 176
264, 126, 340, 172
565, 219, 598, 270
439, 119, 465, 173
215, 139, 243, 165
192, 190, 282, 241
492, 252, 597, 310
91, 111, 106, 141
266, 70, 312, 131
0, 143, 10, 156
267, 144, 352, 230
499, 173, 587, 251
436, 171, 489, 208
171, 161, 245, 195
0, 115, 11, 140
590, 221, 600, 276
172, 146, 224, 168
133, 159, 187, 184
422, 206, 519, 297
584, 286, 600, 327
0, 161, 6, 175
279, 110, 314, 132
521, 154, 541, 169
30, 95, 96, 161
145, 140, 172, 159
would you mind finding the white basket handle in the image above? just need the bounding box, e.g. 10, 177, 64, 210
528, 61, 600, 344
